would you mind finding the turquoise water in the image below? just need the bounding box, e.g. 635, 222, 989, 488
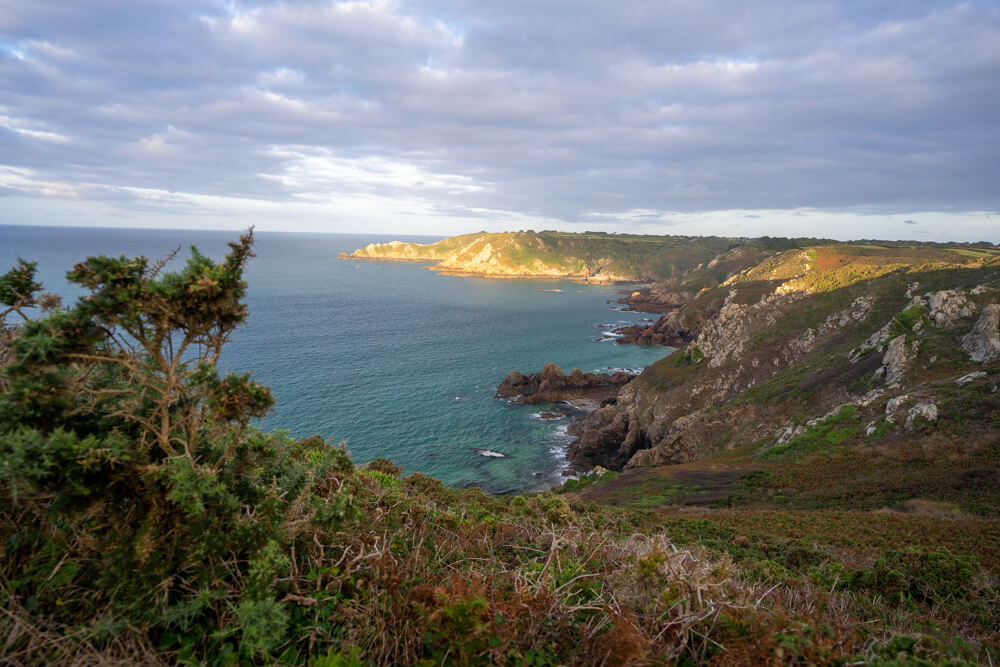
0, 226, 668, 492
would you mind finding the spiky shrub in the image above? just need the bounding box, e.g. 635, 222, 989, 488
0, 231, 356, 661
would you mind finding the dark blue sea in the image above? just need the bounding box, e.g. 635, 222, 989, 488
0, 225, 667, 492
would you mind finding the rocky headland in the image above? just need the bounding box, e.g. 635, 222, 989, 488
341, 230, 739, 283
494, 242, 1000, 493
566, 248, 1000, 478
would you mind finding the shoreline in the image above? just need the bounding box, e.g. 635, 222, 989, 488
340, 253, 647, 285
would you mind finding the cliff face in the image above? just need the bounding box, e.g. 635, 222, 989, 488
567, 244, 1000, 473
342, 231, 736, 282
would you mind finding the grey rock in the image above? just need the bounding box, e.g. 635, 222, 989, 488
955, 371, 988, 386
922, 290, 976, 327
882, 335, 917, 387
905, 402, 938, 430
962, 304, 1000, 363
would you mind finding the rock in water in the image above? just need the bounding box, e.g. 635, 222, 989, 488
962, 304, 1000, 363
495, 363, 635, 404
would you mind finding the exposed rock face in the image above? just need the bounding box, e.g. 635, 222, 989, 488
771, 421, 806, 446
880, 335, 918, 387
565, 405, 635, 469
962, 304, 1000, 363
696, 298, 752, 368
798, 296, 875, 355
616, 288, 692, 314
613, 308, 699, 346
916, 290, 976, 327
495, 363, 635, 405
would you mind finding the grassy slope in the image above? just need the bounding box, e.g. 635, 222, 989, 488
560, 243, 1000, 662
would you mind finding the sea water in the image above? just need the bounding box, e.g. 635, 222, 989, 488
0, 226, 668, 492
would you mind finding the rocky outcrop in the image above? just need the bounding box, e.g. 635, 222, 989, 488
565, 405, 637, 469
962, 304, 1000, 363
917, 290, 976, 328
615, 288, 692, 314
905, 402, 938, 430
613, 308, 699, 346
495, 363, 635, 405
797, 296, 875, 355
879, 335, 918, 387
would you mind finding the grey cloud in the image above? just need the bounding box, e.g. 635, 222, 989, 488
903, 219, 918, 224
0, 0, 998, 227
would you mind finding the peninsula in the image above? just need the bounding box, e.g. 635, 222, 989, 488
340, 230, 753, 282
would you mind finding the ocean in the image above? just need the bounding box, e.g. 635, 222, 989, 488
0, 226, 667, 492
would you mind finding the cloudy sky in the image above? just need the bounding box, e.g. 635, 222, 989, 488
2, 1, 998, 241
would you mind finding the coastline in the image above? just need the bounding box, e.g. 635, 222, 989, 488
340, 253, 642, 285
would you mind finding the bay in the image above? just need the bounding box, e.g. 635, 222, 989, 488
0, 225, 667, 492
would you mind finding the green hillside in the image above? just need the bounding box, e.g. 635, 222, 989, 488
345, 231, 752, 282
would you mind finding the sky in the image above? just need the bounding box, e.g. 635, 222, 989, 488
1, 0, 999, 242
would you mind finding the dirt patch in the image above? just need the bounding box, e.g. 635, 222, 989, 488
813, 247, 852, 272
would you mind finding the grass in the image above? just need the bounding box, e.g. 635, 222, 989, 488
758, 405, 860, 461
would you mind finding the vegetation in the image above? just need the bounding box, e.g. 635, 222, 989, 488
348, 231, 778, 282
2, 232, 998, 665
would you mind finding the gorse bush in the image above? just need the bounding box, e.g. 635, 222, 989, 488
0, 232, 359, 662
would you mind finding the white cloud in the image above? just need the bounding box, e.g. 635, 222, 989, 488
0, 0, 997, 239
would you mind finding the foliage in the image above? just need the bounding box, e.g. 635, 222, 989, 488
0, 232, 356, 661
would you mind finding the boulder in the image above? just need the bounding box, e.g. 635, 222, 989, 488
905, 403, 938, 431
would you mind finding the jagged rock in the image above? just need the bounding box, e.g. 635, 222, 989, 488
616, 288, 692, 314
806, 405, 851, 427
955, 371, 988, 386
885, 394, 910, 422
495, 363, 634, 404
880, 335, 917, 387
772, 421, 806, 446
962, 304, 1000, 363
857, 389, 884, 407
795, 328, 816, 354
565, 405, 632, 469
905, 403, 938, 430
698, 300, 752, 367
850, 321, 892, 362
821, 296, 875, 333
920, 290, 976, 327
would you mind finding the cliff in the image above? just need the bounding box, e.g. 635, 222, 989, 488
563, 243, 1000, 518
